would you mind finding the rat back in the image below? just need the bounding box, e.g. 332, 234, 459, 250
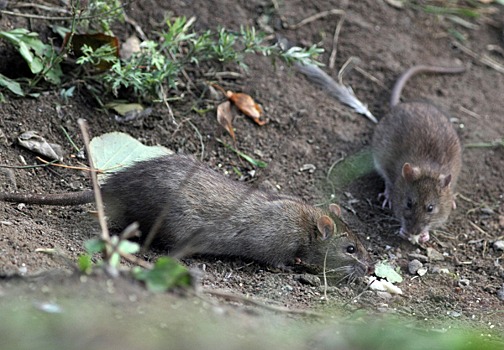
372, 102, 462, 186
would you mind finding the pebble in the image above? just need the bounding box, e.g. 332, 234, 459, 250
295, 274, 321, 287
493, 240, 504, 251
426, 247, 445, 261
417, 267, 428, 276
458, 278, 470, 287
408, 253, 429, 263
408, 259, 423, 275
431, 266, 450, 274
497, 285, 504, 301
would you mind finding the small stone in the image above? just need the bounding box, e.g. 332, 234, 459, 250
299, 164, 316, 173
447, 310, 462, 318
426, 247, 445, 261
417, 267, 428, 276
408, 259, 423, 275
431, 266, 450, 274
499, 215, 504, 228
295, 274, 321, 287
480, 207, 494, 215
458, 278, 470, 287
497, 285, 504, 301
376, 292, 392, 300
408, 253, 429, 263
493, 240, 504, 251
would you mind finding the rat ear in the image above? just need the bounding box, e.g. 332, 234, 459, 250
439, 173, 452, 188
328, 203, 341, 217
402, 163, 420, 182
316, 215, 335, 241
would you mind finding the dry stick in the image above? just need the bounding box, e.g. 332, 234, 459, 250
35, 157, 97, 172
458, 105, 482, 120
453, 41, 504, 74
0, 3, 128, 21
187, 120, 205, 161
468, 221, 491, 238
329, 14, 345, 70
290, 9, 345, 30
159, 84, 177, 125
77, 119, 109, 243
124, 13, 147, 41
337, 56, 359, 85
354, 66, 389, 90
206, 290, 325, 317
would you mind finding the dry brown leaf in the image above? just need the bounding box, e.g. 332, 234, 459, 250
226, 91, 267, 126
217, 101, 236, 141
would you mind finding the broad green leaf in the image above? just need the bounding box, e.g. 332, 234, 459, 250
0, 73, 24, 96
84, 238, 106, 254
118, 240, 140, 255
375, 261, 403, 283
77, 255, 93, 274
89, 132, 173, 181
133, 257, 192, 293
216, 138, 267, 168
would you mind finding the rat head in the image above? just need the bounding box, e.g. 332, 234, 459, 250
392, 163, 454, 243
306, 204, 371, 281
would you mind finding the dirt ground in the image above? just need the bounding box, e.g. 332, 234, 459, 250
1, 0, 504, 345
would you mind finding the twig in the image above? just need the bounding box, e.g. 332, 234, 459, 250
354, 66, 389, 90
159, 83, 177, 125
337, 56, 359, 85
188, 120, 205, 161
77, 119, 109, 242
453, 41, 504, 74
458, 105, 482, 119
11, 2, 70, 13
59, 125, 82, 154
468, 221, 491, 237
0, 6, 126, 21
290, 9, 345, 30
329, 14, 345, 70
35, 156, 99, 172
0, 159, 59, 169
123, 13, 147, 41
206, 289, 324, 317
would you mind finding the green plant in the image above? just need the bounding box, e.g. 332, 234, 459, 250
0, 28, 63, 96
76, 16, 323, 102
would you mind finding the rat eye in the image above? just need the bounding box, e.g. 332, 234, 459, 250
406, 198, 413, 209
427, 204, 434, 212
346, 245, 356, 254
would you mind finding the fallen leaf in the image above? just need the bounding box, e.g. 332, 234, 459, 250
216, 101, 236, 141
226, 91, 267, 126
120, 35, 141, 60
64, 33, 119, 70
17, 131, 64, 161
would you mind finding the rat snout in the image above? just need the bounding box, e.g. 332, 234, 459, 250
399, 225, 431, 244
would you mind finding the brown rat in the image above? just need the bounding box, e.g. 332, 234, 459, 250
0, 155, 370, 279
372, 65, 464, 243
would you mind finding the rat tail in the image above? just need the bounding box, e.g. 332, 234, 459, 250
390, 65, 466, 108
0, 190, 95, 206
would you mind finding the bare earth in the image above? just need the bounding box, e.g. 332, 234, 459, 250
1, 0, 503, 346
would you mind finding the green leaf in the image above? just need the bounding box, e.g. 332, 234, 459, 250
118, 240, 140, 255
216, 138, 267, 168
133, 257, 192, 293
84, 238, 106, 255
375, 261, 403, 283
77, 254, 93, 274
0, 73, 24, 96
89, 132, 173, 182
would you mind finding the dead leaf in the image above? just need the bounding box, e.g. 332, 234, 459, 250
64, 33, 120, 70
17, 131, 64, 161
226, 91, 267, 126
217, 101, 235, 141
121, 35, 141, 60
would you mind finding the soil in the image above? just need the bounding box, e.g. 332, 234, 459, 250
1, 0, 504, 346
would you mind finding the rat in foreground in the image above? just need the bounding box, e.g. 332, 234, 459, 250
298, 64, 464, 244
1, 155, 370, 279
372, 65, 464, 243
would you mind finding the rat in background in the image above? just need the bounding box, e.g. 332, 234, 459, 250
298, 63, 464, 243
0, 155, 371, 280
